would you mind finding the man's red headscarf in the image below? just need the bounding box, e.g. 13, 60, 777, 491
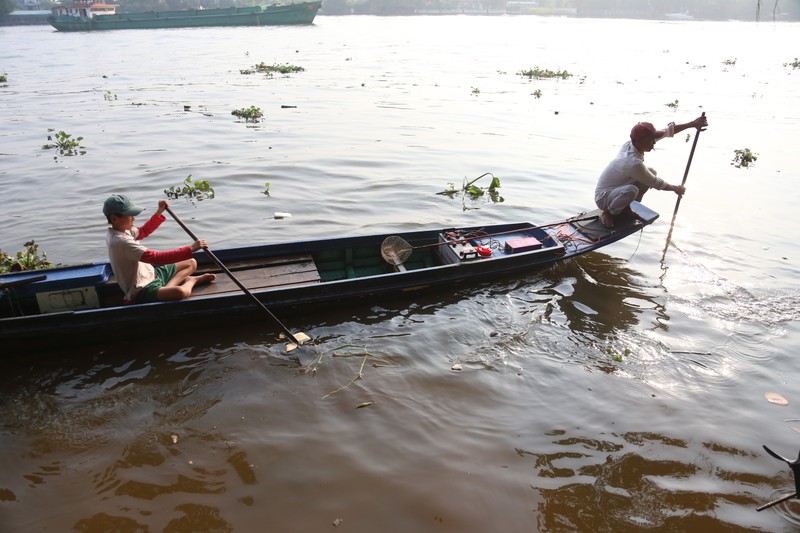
630, 122, 657, 141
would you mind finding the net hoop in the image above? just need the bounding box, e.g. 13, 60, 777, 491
381, 236, 413, 266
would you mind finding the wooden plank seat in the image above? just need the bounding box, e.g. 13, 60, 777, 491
190, 253, 320, 298
97, 253, 320, 306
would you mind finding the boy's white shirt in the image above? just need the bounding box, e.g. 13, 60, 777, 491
106, 226, 155, 302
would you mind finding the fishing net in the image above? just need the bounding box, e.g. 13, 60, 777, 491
381, 236, 413, 266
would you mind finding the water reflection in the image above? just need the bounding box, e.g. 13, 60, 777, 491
74, 503, 234, 532
0, 257, 796, 531
520, 429, 790, 531
538, 252, 658, 337
299, 251, 666, 379
0, 343, 267, 532
2, 16, 800, 532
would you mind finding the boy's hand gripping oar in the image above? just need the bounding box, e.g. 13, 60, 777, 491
165, 206, 309, 352
661, 112, 707, 261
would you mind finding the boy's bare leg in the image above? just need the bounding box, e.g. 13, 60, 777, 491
166, 259, 197, 287
157, 259, 216, 301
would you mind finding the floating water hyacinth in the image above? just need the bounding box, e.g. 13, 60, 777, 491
42, 129, 86, 160
164, 174, 215, 204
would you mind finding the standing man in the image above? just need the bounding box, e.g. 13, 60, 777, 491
595, 114, 708, 228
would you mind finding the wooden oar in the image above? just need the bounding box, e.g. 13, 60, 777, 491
165, 206, 307, 349
661, 112, 706, 261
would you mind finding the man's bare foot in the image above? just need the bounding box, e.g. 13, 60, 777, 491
621, 205, 635, 218
599, 210, 615, 228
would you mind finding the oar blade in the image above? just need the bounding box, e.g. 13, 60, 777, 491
285, 331, 311, 353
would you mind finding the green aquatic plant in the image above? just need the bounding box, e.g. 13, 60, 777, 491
164, 174, 215, 203
518, 67, 572, 80
437, 172, 503, 210
264, 63, 304, 74
732, 148, 758, 168
722, 58, 737, 66
1, 241, 53, 273
300, 343, 398, 399
438, 172, 501, 198
471, 87, 480, 95
103, 90, 117, 101
605, 345, 632, 363
262, 182, 271, 196
42, 130, 86, 158
231, 106, 263, 123
241, 62, 305, 77
532, 89, 542, 98
442, 182, 457, 195
784, 57, 800, 69
666, 99, 679, 110
0, 73, 7, 83
468, 174, 500, 198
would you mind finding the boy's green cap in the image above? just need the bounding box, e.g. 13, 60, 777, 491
103, 194, 144, 217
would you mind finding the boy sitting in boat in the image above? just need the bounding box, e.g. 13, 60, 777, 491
594, 114, 708, 228
103, 195, 215, 304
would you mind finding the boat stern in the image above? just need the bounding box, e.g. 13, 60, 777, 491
630, 201, 659, 225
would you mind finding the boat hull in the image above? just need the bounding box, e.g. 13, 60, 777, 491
0, 203, 659, 354
49, 1, 321, 31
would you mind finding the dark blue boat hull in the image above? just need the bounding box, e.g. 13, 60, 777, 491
0, 204, 658, 354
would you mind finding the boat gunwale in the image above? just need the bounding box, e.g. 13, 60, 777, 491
0, 206, 657, 353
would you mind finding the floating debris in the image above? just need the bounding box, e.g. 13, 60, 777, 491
766, 392, 789, 406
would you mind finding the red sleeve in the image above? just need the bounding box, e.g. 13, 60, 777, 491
140, 246, 193, 266
136, 214, 166, 240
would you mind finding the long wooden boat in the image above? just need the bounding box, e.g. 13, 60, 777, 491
48, 0, 321, 32
0, 203, 658, 354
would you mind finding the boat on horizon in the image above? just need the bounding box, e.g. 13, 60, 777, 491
0, 203, 659, 354
664, 11, 693, 20
48, 0, 321, 31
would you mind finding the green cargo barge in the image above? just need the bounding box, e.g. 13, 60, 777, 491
48, 0, 321, 31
